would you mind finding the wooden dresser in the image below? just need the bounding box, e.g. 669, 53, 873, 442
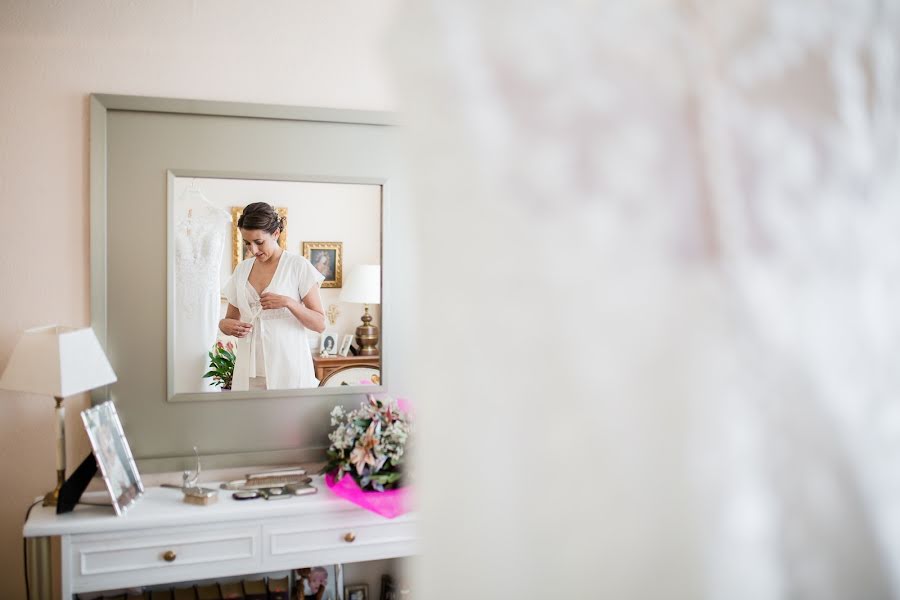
312, 355, 380, 386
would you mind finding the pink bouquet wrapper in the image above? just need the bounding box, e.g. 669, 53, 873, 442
325, 472, 411, 519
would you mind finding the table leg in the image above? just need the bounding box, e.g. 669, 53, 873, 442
25, 536, 53, 600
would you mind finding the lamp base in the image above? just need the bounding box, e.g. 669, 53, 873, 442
356, 323, 380, 356
42, 468, 65, 507
42, 490, 58, 507
355, 305, 380, 356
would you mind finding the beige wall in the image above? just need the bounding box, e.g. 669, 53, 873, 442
0, 1, 398, 597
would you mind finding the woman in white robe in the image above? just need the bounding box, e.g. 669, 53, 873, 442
219, 202, 326, 390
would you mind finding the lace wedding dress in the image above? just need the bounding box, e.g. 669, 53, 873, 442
174, 190, 231, 393
394, 1, 900, 598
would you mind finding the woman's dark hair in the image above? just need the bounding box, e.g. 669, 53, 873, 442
238, 202, 284, 235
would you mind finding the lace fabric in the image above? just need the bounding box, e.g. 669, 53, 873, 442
173, 198, 231, 394
242, 282, 294, 380
394, 1, 900, 598
244, 282, 293, 321
174, 205, 230, 318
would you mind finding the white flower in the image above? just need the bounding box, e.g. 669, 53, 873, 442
325, 395, 413, 488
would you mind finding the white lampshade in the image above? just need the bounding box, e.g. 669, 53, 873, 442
0, 325, 116, 398
340, 265, 381, 305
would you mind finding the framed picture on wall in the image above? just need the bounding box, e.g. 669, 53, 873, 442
303, 241, 343, 288
231, 205, 288, 269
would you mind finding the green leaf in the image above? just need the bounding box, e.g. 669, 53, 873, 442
369, 472, 402, 484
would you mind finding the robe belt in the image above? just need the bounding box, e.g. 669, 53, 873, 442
232, 305, 262, 391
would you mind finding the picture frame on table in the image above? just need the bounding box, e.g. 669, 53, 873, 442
380, 574, 396, 600
338, 334, 354, 357
320, 331, 340, 356
232, 205, 288, 269
81, 400, 144, 516
345, 584, 369, 600
295, 565, 342, 600
303, 241, 343, 288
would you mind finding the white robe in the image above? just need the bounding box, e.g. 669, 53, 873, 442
222, 252, 324, 390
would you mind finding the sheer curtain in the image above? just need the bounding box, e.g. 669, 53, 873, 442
392, 1, 900, 598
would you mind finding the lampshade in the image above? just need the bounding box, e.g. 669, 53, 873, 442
0, 325, 116, 398
340, 265, 381, 305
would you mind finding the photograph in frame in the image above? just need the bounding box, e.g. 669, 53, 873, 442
81, 400, 144, 516
320, 331, 340, 356
296, 564, 342, 600
339, 334, 354, 357
380, 574, 396, 600
303, 241, 343, 288
345, 584, 369, 600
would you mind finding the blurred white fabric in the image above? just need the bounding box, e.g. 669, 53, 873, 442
392, 1, 900, 598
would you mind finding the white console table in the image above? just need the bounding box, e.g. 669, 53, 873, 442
23, 478, 416, 599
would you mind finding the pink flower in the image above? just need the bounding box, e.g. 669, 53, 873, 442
349, 423, 378, 475
226, 341, 234, 351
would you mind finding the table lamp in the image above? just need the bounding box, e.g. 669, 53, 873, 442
340, 265, 381, 356
0, 325, 116, 506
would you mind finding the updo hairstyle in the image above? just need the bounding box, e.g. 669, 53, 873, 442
238, 202, 285, 235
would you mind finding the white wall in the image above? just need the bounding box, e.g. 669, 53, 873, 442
0, 2, 399, 597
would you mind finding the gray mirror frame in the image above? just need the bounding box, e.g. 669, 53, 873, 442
90, 94, 395, 406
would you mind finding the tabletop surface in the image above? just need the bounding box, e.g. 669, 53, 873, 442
23, 475, 412, 537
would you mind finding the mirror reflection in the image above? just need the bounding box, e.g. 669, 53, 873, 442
171, 176, 382, 396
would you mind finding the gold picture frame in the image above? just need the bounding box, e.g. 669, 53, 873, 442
231, 206, 288, 269
303, 241, 343, 288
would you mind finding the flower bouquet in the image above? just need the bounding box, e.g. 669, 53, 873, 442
203, 340, 235, 390
322, 395, 412, 518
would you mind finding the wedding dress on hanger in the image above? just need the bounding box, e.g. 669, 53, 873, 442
395, 1, 900, 598
174, 184, 231, 393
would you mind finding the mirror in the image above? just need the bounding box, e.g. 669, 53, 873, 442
169, 174, 383, 399
92, 94, 405, 468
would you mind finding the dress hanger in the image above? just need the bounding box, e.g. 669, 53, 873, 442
178, 179, 222, 217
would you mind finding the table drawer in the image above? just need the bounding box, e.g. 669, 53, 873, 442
69, 523, 261, 592
264, 512, 415, 567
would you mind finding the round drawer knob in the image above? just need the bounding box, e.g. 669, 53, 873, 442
344, 532, 356, 543
162, 550, 177, 562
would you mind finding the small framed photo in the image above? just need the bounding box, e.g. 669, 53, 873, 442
320, 331, 340, 356
303, 241, 343, 288
338, 334, 354, 357
380, 574, 396, 600
231, 205, 288, 269
345, 584, 369, 600
81, 401, 144, 516
296, 565, 342, 600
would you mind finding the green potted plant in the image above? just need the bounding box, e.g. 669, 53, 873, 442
203, 340, 235, 390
